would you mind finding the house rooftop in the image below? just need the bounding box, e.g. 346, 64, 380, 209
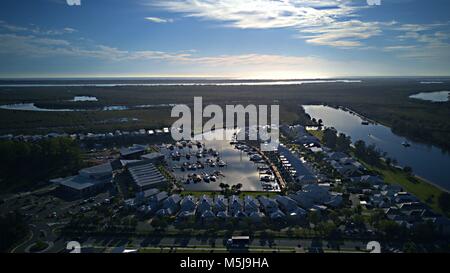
51, 175, 103, 191
141, 152, 165, 161
80, 162, 112, 176
277, 144, 316, 181
128, 162, 167, 188
138, 188, 160, 199
150, 191, 169, 203
120, 144, 147, 157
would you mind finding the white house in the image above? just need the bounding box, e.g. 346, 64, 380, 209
269, 210, 286, 220
214, 195, 228, 213
275, 195, 306, 218
197, 195, 213, 215
216, 211, 229, 219
160, 194, 181, 215
180, 195, 197, 213
249, 212, 265, 222
258, 196, 279, 214
244, 196, 260, 213
229, 195, 243, 215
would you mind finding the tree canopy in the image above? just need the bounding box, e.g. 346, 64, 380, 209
0, 138, 83, 193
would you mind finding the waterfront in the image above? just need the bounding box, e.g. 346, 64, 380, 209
303, 105, 450, 191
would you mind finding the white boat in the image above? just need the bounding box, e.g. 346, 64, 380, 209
203, 175, 210, 182
402, 141, 411, 147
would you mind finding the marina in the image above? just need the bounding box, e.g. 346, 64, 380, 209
160, 129, 280, 192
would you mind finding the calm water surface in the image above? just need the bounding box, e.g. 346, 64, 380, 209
0, 103, 175, 112
303, 105, 450, 191
409, 91, 449, 102
161, 129, 269, 192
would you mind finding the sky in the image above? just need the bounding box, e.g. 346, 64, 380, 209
0, 0, 449, 79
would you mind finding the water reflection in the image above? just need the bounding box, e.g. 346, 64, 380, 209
0, 103, 72, 112
160, 129, 271, 192
409, 91, 449, 102
303, 105, 450, 191
0, 103, 176, 112
71, 96, 98, 102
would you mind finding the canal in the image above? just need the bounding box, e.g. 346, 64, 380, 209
303, 105, 450, 191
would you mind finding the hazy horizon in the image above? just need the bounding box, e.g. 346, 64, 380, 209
1, 76, 450, 81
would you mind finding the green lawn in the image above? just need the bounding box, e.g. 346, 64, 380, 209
307, 129, 324, 141
363, 162, 444, 214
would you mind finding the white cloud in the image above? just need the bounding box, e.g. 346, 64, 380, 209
300, 20, 387, 48
2, 14, 449, 77
151, 0, 384, 48
145, 17, 173, 23
1, 30, 445, 78
153, 0, 358, 28
0, 33, 192, 62
0, 34, 74, 57
66, 0, 81, 6
383, 45, 417, 52
150, 1, 450, 53
0, 20, 77, 35
0, 20, 29, 32
0, 30, 384, 78
384, 22, 450, 59
392, 23, 447, 33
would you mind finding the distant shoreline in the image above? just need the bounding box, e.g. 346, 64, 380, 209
0, 79, 363, 88
1, 76, 449, 81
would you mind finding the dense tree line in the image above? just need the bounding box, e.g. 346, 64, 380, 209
391, 118, 450, 153
0, 138, 83, 192
295, 107, 318, 126
353, 140, 383, 166
323, 128, 352, 152
353, 139, 415, 174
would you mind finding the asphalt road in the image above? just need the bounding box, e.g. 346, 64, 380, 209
58, 235, 367, 253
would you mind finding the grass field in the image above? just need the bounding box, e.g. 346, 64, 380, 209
307, 129, 324, 141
